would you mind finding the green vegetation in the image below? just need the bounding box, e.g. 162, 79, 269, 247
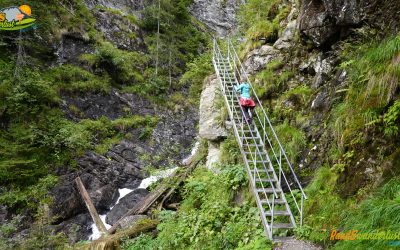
295, 33, 400, 249
252, 59, 294, 99
334, 34, 400, 149
122, 165, 271, 250
238, 0, 290, 55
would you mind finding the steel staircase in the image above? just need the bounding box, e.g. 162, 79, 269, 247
212, 39, 307, 240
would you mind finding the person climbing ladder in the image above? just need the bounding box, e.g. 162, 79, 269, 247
235, 78, 256, 124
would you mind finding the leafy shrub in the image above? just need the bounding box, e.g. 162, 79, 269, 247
239, 0, 290, 52
123, 165, 272, 250
50, 65, 111, 93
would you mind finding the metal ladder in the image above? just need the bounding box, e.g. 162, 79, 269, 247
212, 39, 307, 240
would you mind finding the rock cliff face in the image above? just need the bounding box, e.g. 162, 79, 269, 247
83, 0, 144, 15
237, 0, 400, 192
48, 2, 199, 242
52, 89, 198, 241
190, 0, 241, 37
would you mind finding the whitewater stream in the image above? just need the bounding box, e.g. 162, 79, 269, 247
88, 141, 200, 240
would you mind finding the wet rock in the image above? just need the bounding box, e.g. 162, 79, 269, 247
190, 0, 241, 37
199, 75, 228, 141
299, 0, 371, 47
56, 32, 93, 65
61, 89, 154, 121
90, 184, 119, 212
55, 213, 92, 244
50, 175, 84, 222
311, 91, 329, 110
106, 189, 149, 225
243, 45, 281, 75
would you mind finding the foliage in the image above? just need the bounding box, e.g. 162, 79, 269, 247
331, 178, 400, 250
180, 51, 213, 104
82, 42, 147, 85
49, 65, 111, 93
220, 137, 242, 165
238, 0, 290, 54
334, 34, 400, 147
123, 165, 272, 250
140, 0, 208, 95
253, 59, 294, 99
273, 120, 306, 163
383, 100, 400, 136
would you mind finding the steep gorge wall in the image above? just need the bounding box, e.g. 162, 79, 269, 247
238, 0, 399, 186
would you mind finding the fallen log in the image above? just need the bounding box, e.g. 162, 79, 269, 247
75, 177, 108, 235
78, 220, 158, 250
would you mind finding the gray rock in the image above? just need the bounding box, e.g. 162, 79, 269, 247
199, 75, 228, 141
243, 45, 281, 75
55, 32, 94, 65
206, 141, 222, 170
106, 188, 149, 225
94, 9, 145, 51
299, 0, 370, 47
190, 0, 241, 37
274, 20, 298, 50
311, 91, 329, 110
83, 0, 143, 15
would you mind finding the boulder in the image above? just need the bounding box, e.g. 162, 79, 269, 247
206, 141, 222, 170
243, 45, 281, 75
274, 20, 298, 50
199, 75, 228, 141
106, 188, 149, 225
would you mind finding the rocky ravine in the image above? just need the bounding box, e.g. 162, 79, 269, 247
51, 89, 198, 242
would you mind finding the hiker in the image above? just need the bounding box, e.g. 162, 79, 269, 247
235, 78, 256, 124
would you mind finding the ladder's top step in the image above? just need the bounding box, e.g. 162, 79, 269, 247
264, 210, 291, 216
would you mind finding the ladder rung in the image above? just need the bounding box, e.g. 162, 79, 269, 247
252, 160, 270, 163
243, 145, 262, 149
260, 199, 286, 205
257, 188, 281, 193
242, 137, 261, 140
273, 223, 294, 229
256, 168, 274, 173
264, 210, 291, 216
256, 178, 276, 182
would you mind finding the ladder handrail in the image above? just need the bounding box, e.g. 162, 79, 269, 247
226, 39, 307, 200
